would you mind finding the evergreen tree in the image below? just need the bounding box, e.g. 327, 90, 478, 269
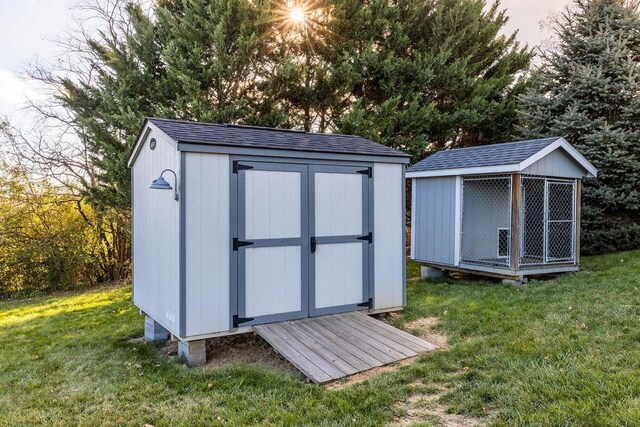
335, 0, 531, 159
519, 0, 640, 254
47, 0, 531, 204
56, 2, 168, 209
158, 0, 288, 126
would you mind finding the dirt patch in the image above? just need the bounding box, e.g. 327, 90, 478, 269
404, 317, 449, 349
162, 333, 300, 376
392, 385, 483, 427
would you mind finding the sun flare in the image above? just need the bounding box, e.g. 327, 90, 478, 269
289, 6, 306, 25
268, 0, 331, 47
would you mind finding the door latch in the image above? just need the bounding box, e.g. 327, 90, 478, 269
310, 237, 317, 253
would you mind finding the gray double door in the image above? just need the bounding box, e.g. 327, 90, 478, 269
232, 161, 372, 327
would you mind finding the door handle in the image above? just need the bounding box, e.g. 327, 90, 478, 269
310, 237, 317, 253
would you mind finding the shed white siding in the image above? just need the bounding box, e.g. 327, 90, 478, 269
131, 122, 408, 339
183, 153, 230, 336
412, 176, 457, 266
373, 163, 404, 309
523, 148, 588, 178
132, 124, 180, 335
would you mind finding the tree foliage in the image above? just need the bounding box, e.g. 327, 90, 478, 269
49, 0, 530, 206
335, 0, 531, 157
519, 0, 640, 254
3, 0, 530, 291
0, 166, 98, 297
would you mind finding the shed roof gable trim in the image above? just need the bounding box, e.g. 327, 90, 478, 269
517, 137, 597, 177
406, 137, 597, 178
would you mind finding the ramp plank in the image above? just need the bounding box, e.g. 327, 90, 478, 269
315, 316, 400, 363
280, 322, 358, 376
253, 312, 437, 384
333, 315, 417, 358
254, 324, 333, 383
295, 320, 385, 369
348, 312, 439, 351
347, 313, 438, 352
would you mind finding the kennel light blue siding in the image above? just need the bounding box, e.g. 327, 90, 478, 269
412, 176, 457, 265
522, 148, 587, 178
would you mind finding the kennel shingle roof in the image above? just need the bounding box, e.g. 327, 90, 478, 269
406, 137, 562, 173
145, 117, 410, 158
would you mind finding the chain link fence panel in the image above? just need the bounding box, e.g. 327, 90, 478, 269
461, 176, 512, 267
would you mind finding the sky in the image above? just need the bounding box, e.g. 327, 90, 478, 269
0, 0, 573, 126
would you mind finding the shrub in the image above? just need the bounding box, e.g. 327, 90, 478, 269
0, 168, 98, 297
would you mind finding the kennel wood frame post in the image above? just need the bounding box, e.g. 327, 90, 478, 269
510, 174, 521, 270
407, 137, 597, 281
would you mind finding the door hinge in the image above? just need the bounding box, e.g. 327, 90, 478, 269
357, 168, 372, 178
233, 237, 254, 251
357, 232, 373, 243
357, 298, 373, 309
233, 314, 254, 328
233, 161, 254, 174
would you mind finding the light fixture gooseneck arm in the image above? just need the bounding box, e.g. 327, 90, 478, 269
161, 169, 179, 201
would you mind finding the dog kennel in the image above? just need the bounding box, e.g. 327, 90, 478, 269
407, 137, 598, 281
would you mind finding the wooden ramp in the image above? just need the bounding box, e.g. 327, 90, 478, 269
253, 312, 438, 384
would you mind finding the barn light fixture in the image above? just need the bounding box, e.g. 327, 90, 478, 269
150, 169, 179, 201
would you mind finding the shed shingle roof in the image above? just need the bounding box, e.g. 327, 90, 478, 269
406, 137, 561, 173
147, 118, 409, 158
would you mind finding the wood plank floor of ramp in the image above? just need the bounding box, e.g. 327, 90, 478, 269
253, 312, 438, 384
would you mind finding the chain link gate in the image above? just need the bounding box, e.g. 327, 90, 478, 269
460, 176, 513, 267
520, 176, 576, 265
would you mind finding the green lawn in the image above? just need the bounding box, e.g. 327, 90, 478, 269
1, 251, 640, 426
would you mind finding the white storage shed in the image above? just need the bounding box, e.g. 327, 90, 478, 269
128, 118, 409, 365
407, 137, 598, 282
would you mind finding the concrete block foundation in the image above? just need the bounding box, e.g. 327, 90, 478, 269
144, 316, 169, 342
502, 277, 528, 285
178, 340, 207, 367
421, 266, 445, 279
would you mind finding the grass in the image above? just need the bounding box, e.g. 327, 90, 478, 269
1, 251, 640, 426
